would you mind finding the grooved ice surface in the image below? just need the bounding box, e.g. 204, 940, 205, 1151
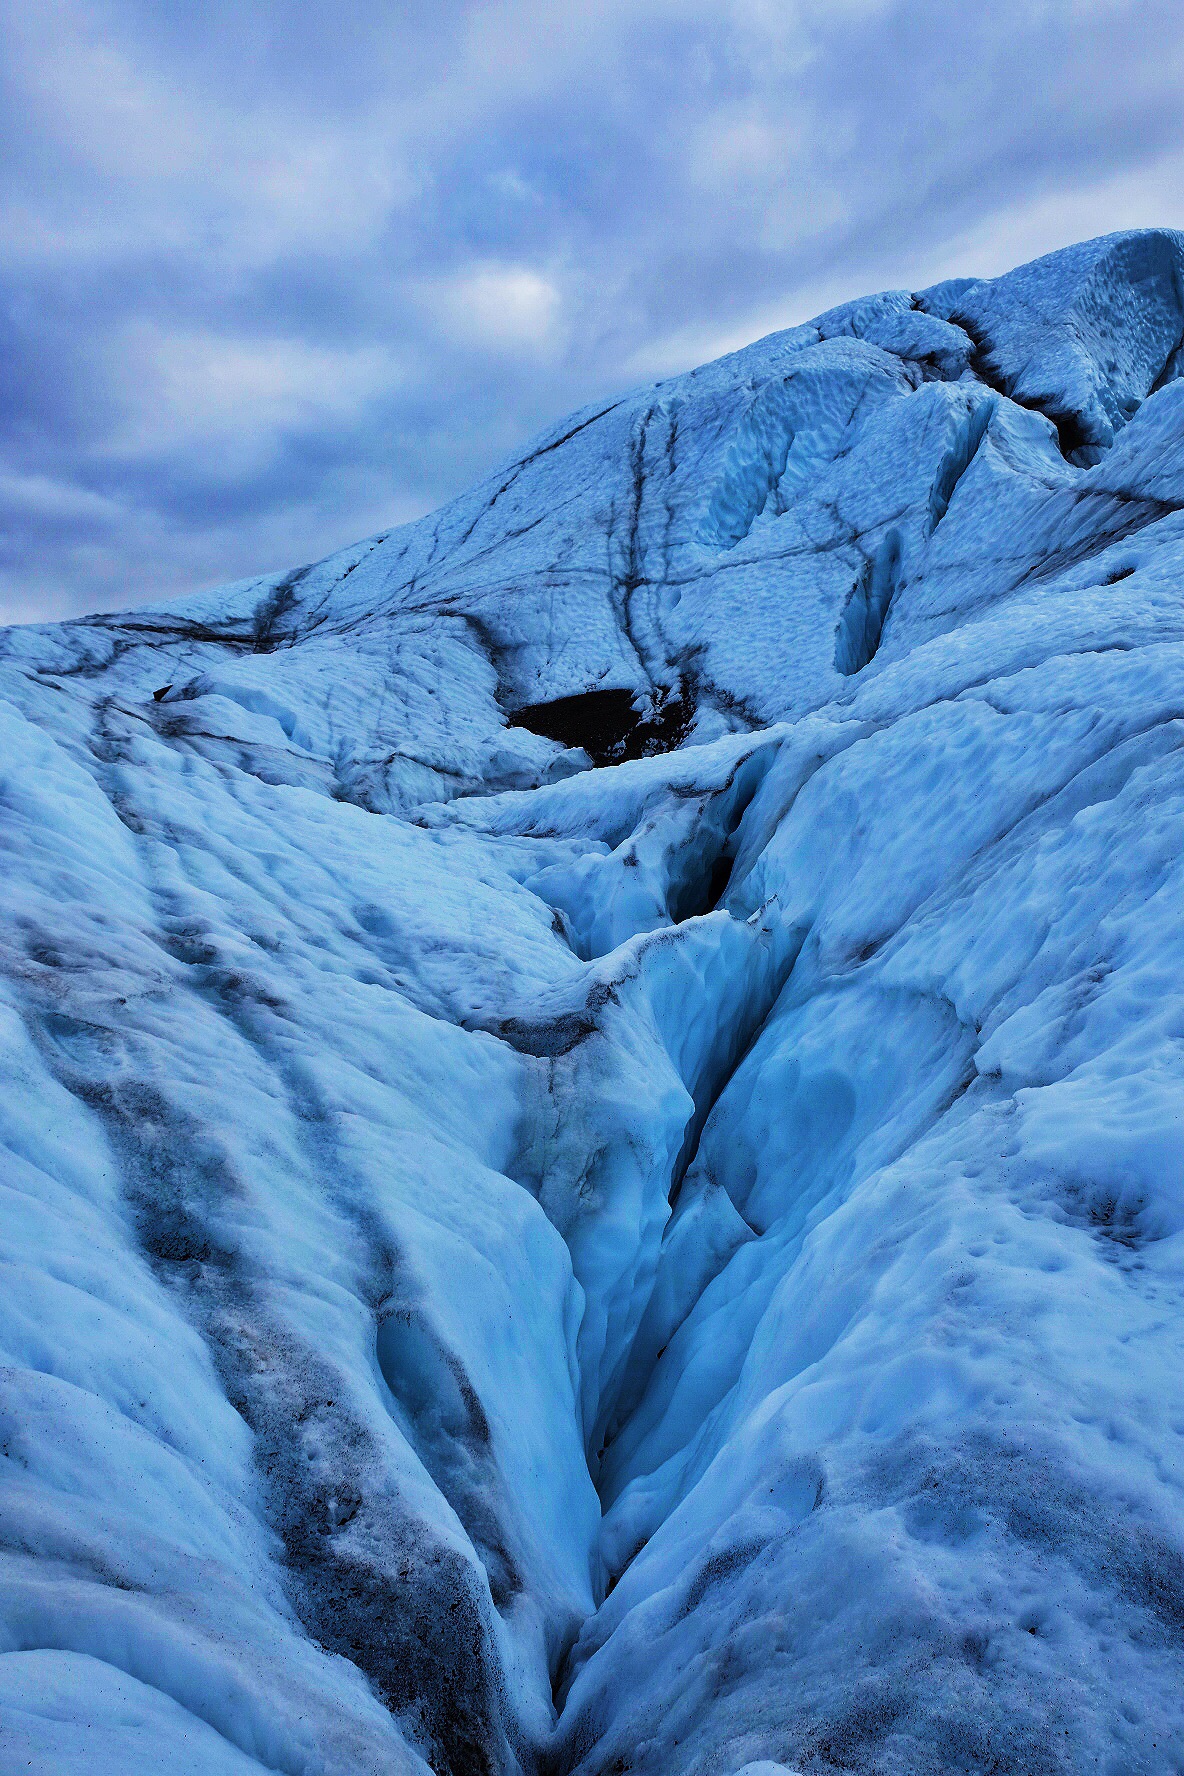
3, 230, 1184, 1775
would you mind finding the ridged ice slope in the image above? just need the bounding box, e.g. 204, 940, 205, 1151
3, 230, 1184, 1776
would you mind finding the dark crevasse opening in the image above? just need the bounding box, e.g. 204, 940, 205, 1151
508, 688, 691, 766
665, 837, 734, 927
834, 528, 904, 676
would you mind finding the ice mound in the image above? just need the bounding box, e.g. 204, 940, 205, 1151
2, 230, 1184, 1775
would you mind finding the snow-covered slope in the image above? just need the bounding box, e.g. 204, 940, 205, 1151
3, 229, 1184, 1776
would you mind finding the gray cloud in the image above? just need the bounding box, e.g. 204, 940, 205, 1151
3, 0, 1184, 622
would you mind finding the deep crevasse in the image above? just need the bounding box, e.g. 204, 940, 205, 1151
2, 230, 1184, 1776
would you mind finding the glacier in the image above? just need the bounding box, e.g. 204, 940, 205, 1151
2, 228, 1184, 1775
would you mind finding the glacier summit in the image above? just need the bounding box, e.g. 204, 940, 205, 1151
2, 229, 1184, 1774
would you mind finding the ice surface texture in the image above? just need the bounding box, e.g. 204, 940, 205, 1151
2, 229, 1184, 1775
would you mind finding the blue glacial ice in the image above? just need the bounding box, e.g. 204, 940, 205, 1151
2, 230, 1184, 1775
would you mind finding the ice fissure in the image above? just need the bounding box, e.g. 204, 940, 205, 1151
5, 230, 1184, 1776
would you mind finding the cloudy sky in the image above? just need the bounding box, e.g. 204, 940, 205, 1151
3, 0, 1184, 624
